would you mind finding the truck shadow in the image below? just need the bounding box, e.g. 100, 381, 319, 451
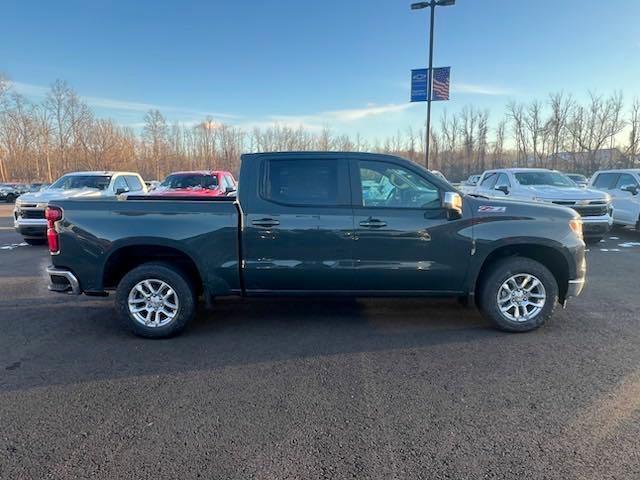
1, 296, 507, 392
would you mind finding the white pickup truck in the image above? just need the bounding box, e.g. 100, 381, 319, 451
473, 168, 612, 243
589, 169, 640, 230
14, 171, 146, 244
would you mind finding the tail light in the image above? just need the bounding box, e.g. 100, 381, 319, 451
45, 206, 63, 254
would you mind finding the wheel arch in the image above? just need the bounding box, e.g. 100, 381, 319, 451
102, 243, 204, 295
472, 242, 571, 303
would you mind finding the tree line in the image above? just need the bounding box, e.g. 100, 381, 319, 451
1, 74, 638, 183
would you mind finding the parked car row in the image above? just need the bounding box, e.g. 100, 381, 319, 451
12, 170, 237, 244
0, 182, 49, 203
461, 167, 640, 241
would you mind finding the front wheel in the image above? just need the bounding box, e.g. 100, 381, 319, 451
115, 262, 196, 338
479, 257, 558, 332
584, 236, 603, 245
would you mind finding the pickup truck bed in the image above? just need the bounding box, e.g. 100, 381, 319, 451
50, 198, 242, 296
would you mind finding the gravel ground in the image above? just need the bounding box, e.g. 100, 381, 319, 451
1, 213, 639, 479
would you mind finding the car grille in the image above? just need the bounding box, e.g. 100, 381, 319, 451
20, 209, 45, 219
551, 200, 608, 217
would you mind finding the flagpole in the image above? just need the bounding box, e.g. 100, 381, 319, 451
425, 3, 435, 170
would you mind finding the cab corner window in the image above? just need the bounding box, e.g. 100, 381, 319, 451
358, 161, 440, 209
263, 159, 341, 206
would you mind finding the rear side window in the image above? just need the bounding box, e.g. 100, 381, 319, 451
480, 172, 498, 189
125, 175, 144, 191
592, 173, 617, 189
263, 159, 345, 206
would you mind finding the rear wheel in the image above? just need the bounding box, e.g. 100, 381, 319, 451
479, 257, 558, 332
115, 262, 196, 338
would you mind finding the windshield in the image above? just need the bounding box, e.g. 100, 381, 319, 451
514, 171, 575, 188
160, 174, 218, 189
50, 175, 111, 190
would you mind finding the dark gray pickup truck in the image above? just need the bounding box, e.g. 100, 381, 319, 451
46, 152, 586, 338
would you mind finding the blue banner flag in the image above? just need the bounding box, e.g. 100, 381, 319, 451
410, 67, 451, 102
410, 68, 428, 102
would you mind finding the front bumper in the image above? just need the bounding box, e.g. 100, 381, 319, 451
14, 214, 47, 238
46, 266, 82, 295
567, 278, 585, 298
581, 213, 613, 237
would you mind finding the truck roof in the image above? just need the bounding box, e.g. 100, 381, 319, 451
593, 169, 640, 174
62, 171, 141, 176
167, 170, 230, 176
485, 168, 558, 174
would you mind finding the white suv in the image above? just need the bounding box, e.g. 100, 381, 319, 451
14, 171, 147, 244
474, 168, 613, 242
589, 169, 640, 230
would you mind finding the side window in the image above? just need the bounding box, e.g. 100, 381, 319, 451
226, 175, 237, 188
614, 173, 639, 190
494, 173, 511, 189
263, 159, 344, 206
113, 176, 129, 192
480, 172, 498, 189
592, 173, 617, 190
358, 161, 440, 209
124, 175, 144, 191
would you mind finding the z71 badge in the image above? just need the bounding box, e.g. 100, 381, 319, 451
478, 205, 507, 213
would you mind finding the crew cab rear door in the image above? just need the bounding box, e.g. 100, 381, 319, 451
242, 156, 354, 292
350, 158, 470, 293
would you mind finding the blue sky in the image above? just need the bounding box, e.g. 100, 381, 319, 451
2, 0, 639, 139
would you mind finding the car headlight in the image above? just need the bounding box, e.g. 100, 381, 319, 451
569, 218, 583, 240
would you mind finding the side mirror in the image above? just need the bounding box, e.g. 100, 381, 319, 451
621, 184, 639, 195
495, 185, 509, 195
225, 186, 235, 193
115, 187, 128, 195
442, 192, 463, 218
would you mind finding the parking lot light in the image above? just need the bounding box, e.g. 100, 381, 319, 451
410, 0, 456, 169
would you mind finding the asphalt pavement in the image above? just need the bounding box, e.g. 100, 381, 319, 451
1, 209, 640, 479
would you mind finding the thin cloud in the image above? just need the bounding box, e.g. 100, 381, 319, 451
11, 81, 238, 119
270, 102, 417, 126
452, 82, 517, 96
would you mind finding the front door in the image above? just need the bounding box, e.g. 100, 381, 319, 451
242, 156, 354, 292
350, 159, 471, 293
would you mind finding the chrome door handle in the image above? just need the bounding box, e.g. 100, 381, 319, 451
252, 218, 280, 228
359, 219, 387, 228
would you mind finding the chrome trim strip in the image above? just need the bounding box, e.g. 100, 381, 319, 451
46, 266, 81, 295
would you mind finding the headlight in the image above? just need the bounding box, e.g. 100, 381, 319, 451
569, 218, 583, 240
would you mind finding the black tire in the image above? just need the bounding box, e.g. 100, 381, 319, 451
115, 262, 197, 338
6, 194, 16, 203
584, 236, 603, 245
24, 237, 47, 245
479, 257, 558, 333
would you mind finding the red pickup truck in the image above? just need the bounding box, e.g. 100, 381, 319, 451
152, 170, 237, 197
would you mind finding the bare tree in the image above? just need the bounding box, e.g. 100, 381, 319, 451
143, 109, 168, 179
567, 92, 626, 171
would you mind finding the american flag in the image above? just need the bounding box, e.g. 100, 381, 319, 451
431, 67, 450, 101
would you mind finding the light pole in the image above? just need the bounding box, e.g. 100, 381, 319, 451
411, 0, 455, 169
